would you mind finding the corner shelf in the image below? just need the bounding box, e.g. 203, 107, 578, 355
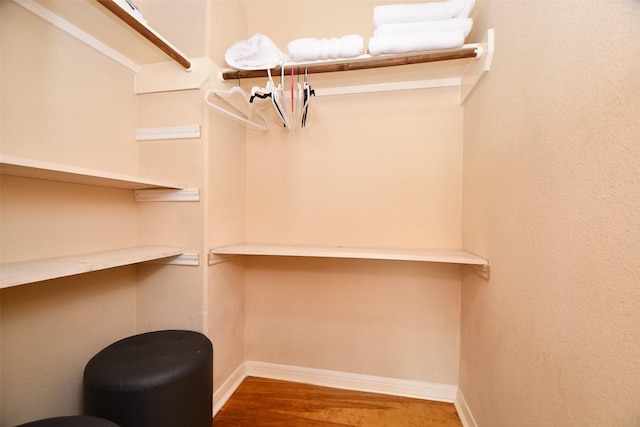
0, 246, 185, 289
0, 155, 185, 190
210, 243, 489, 277
216, 29, 494, 103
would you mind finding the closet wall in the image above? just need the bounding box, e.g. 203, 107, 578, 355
204, 0, 250, 396
1, 3, 140, 424
0, 0, 237, 424
2, 0, 481, 424
241, 0, 464, 385
461, 1, 640, 425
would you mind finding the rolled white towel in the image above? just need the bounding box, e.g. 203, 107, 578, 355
373, 0, 475, 27
225, 33, 285, 70
368, 31, 464, 56
288, 35, 364, 62
374, 18, 472, 38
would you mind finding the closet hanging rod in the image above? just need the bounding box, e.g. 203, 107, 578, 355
96, 0, 192, 70
221, 45, 479, 81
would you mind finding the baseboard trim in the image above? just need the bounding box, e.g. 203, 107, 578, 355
454, 388, 479, 427
212, 363, 246, 416
245, 361, 458, 403
212, 361, 460, 417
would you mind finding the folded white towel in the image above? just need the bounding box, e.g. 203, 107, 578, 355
373, 0, 475, 27
225, 33, 285, 70
374, 18, 472, 38
368, 32, 464, 56
287, 35, 364, 62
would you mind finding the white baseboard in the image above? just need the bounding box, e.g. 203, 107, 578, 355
212, 363, 246, 415
245, 361, 458, 403
454, 388, 479, 427
212, 361, 460, 418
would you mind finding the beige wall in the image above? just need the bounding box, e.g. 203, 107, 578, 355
461, 1, 640, 425
1, 1, 140, 424
246, 257, 461, 384
206, 0, 250, 397
0, 1, 138, 173
1, 270, 137, 424
241, 0, 464, 385
7, 0, 638, 425
135, 89, 207, 333
2, 0, 251, 422
246, 88, 462, 247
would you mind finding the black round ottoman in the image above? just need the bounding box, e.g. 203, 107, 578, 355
16, 416, 119, 426
84, 330, 213, 427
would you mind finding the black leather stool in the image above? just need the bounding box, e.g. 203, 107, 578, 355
16, 416, 119, 426
84, 330, 213, 427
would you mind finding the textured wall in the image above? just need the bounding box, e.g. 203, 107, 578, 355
1, 2, 140, 424
242, 0, 465, 384
246, 257, 461, 384
461, 1, 640, 425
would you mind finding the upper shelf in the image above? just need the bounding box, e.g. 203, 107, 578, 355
17, 0, 190, 70
14, 0, 208, 93
0, 155, 186, 190
217, 29, 494, 102
221, 45, 480, 81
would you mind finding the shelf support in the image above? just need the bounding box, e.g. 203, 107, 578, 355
150, 252, 200, 266
134, 188, 200, 202
460, 28, 494, 103
208, 253, 239, 266
464, 264, 490, 280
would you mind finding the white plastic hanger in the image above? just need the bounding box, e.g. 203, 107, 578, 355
204, 85, 269, 131
301, 68, 315, 128
250, 68, 290, 128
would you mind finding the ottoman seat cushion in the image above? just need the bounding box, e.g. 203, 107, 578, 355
84, 330, 213, 427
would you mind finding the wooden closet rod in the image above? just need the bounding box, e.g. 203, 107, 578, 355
221, 46, 479, 81
96, 0, 192, 70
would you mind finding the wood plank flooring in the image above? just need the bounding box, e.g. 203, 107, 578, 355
213, 377, 463, 427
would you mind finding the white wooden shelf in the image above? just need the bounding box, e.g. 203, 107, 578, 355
0, 155, 185, 190
216, 29, 494, 103
0, 246, 185, 289
18, 0, 189, 69
210, 243, 489, 268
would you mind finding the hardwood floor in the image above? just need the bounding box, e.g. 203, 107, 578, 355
213, 377, 463, 427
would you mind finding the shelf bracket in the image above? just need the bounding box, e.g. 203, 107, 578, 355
149, 252, 200, 266
135, 125, 201, 141
459, 28, 494, 103
208, 252, 239, 266
464, 263, 490, 280
134, 188, 200, 202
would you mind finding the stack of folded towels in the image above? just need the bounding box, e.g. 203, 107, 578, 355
368, 0, 475, 56
223, 0, 474, 69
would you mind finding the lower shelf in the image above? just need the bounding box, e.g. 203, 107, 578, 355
1, 246, 185, 289
210, 243, 488, 266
